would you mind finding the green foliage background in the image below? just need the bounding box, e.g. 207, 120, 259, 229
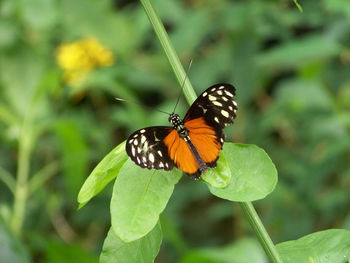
0, 0, 349, 262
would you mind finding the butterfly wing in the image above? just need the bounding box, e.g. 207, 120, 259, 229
183, 83, 237, 173
126, 126, 175, 171
184, 83, 237, 127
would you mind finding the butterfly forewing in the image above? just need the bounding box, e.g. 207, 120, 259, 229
126, 127, 175, 171
184, 83, 237, 129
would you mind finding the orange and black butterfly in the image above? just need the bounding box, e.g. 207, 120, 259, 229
125, 84, 237, 179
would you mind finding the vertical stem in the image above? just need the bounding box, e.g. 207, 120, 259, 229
140, 1, 283, 262
10, 114, 33, 237
239, 202, 283, 263
140, 0, 197, 105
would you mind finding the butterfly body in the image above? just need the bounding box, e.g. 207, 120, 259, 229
126, 84, 237, 179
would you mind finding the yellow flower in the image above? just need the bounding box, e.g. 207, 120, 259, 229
56, 37, 114, 85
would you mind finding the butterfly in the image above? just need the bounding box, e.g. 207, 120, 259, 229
125, 84, 237, 179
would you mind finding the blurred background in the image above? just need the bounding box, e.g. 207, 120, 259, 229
0, 0, 350, 262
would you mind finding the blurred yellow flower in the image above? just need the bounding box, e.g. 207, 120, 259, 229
56, 37, 114, 85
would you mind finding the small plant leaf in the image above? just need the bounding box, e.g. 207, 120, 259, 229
201, 152, 231, 188
77, 142, 128, 208
209, 143, 277, 201
100, 221, 162, 263
277, 229, 350, 263
111, 159, 182, 242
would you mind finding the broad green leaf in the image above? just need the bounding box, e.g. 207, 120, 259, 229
100, 221, 162, 263
277, 229, 350, 263
201, 152, 231, 188
209, 143, 277, 201
0, 219, 31, 263
180, 238, 268, 263
77, 142, 128, 208
111, 160, 182, 242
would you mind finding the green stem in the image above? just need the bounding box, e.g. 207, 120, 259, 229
240, 202, 283, 263
293, 0, 303, 12
140, 0, 197, 105
140, 1, 283, 262
10, 114, 33, 237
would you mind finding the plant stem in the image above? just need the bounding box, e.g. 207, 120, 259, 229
10, 114, 33, 237
140, 0, 283, 262
239, 202, 283, 263
140, 0, 197, 105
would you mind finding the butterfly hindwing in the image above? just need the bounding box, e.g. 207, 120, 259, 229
126, 126, 175, 171
184, 83, 237, 129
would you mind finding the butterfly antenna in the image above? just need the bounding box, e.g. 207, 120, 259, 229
115, 97, 171, 115
172, 59, 193, 113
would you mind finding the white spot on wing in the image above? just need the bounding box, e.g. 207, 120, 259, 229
221, 110, 229, 118
222, 97, 228, 101
143, 141, 148, 151
224, 90, 234, 97
202, 92, 207, 97
133, 140, 138, 146
219, 86, 224, 90
159, 162, 164, 168
211, 87, 216, 92
213, 101, 222, 107
217, 90, 223, 95
158, 150, 163, 157
142, 156, 147, 163
208, 95, 217, 101
140, 129, 146, 133
229, 106, 233, 111
149, 153, 155, 163
232, 101, 238, 106
131, 146, 136, 156
214, 117, 219, 123
141, 135, 146, 144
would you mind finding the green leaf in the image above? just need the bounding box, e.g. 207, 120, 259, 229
0, 219, 31, 263
111, 160, 182, 242
277, 229, 350, 263
180, 238, 268, 263
100, 221, 162, 263
201, 152, 231, 188
209, 143, 277, 201
77, 142, 128, 208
